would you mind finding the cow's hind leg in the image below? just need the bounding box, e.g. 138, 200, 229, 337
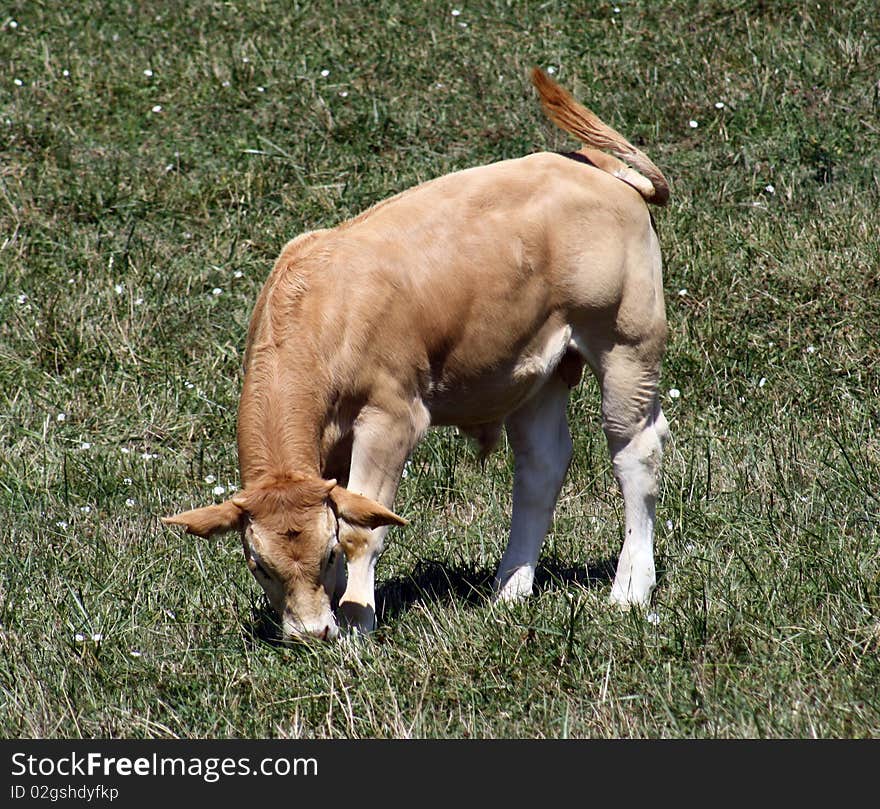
599, 347, 669, 607
495, 375, 573, 601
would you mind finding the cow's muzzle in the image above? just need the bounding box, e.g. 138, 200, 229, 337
282, 613, 340, 642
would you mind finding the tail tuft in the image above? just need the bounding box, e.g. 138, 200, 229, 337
531, 68, 670, 206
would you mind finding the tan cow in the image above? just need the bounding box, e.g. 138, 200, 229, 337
163, 69, 671, 641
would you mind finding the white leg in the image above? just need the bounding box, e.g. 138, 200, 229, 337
594, 345, 668, 608
337, 403, 427, 632
607, 418, 664, 606
495, 377, 572, 601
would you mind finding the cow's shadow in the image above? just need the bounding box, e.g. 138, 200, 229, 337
245, 556, 625, 645
375, 556, 617, 624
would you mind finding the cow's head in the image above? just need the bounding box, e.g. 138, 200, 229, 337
162, 473, 406, 641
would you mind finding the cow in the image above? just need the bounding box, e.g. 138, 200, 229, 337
163, 69, 671, 641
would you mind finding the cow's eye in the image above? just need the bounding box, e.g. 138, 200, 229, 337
321, 543, 340, 574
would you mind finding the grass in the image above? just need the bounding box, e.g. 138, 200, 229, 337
1, 0, 878, 738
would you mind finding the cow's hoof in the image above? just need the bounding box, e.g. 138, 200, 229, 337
494, 565, 535, 603
337, 601, 377, 635
608, 583, 654, 610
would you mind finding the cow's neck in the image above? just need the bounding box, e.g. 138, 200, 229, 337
236, 345, 328, 487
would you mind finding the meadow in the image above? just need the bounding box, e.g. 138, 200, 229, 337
1, 0, 878, 738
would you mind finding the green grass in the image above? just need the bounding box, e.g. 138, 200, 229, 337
1, 0, 878, 738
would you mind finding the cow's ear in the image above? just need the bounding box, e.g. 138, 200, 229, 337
162, 500, 244, 537
329, 486, 408, 529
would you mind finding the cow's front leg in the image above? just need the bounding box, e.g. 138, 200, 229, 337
495, 375, 573, 601
337, 401, 427, 633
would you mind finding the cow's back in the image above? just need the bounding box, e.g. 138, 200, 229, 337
252, 151, 654, 426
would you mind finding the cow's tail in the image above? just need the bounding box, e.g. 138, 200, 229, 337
531, 68, 670, 206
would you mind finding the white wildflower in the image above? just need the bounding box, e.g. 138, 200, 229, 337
339, 90, 349, 98
62, 69, 69, 77
451, 9, 461, 16
765, 184, 775, 194
13, 78, 22, 87
57, 412, 66, 422
689, 119, 698, 128
646, 612, 660, 626
80, 505, 91, 514
151, 105, 162, 113
665, 520, 673, 531
715, 101, 725, 109
80, 442, 91, 450
233, 270, 243, 279
204, 474, 216, 484
806, 345, 816, 354
123, 478, 132, 485
125, 498, 136, 507
678, 288, 688, 296
143, 69, 153, 78
758, 377, 767, 388
17, 293, 27, 304
668, 388, 681, 400
212, 485, 226, 496
211, 287, 222, 296
74, 633, 86, 643
114, 283, 124, 294
91, 632, 103, 643
56, 521, 68, 530
547, 66, 556, 75
320, 69, 330, 77
9, 20, 18, 29
257, 85, 265, 92
129, 650, 142, 658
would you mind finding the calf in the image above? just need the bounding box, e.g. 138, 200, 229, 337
163, 69, 671, 640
